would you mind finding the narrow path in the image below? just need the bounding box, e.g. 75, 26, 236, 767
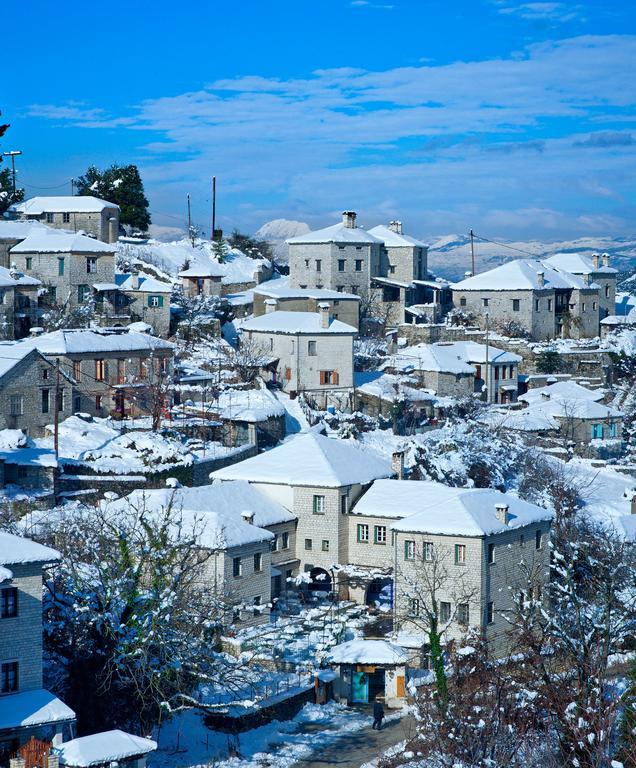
291, 713, 416, 768
275, 391, 311, 435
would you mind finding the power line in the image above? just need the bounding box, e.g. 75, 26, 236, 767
19, 177, 74, 190
470, 232, 541, 259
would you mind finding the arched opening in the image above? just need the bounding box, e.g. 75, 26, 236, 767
366, 577, 393, 609
308, 567, 332, 593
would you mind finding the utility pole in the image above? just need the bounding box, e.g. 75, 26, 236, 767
470, 229, 475, 276
484, 312, 490, 404
2, 150, 22, 194
71, 178, 75, 196
54, 358, 61, 462
187, 194, 194, 246
212, 176, 217, 240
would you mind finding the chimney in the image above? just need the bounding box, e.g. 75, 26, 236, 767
29, 326, 44, 337
536, 271, 545, 288
495, 502, 509, 525
47, 755, 60, 768
131, 270, 140, 290
389, 220, 403, 235
265, 298, 278, 314
241, 510, 255, 525
342, 211, 357, 229
584, 272, 591, 286
108, 216, 118, 244
602, 252, 610, 268
318, 301, 330, 328
541, 392, 551, 401
392, 450, 405, 480
165, 477, 181, 488
9, 263, 17, 279
592, 253, 600, 269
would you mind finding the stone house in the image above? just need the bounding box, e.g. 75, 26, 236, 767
10, 196, 120, 243
544, 252, 617, 320
211, 431, 393, 590
381, 342, 476, 398
253, 284, 361, 329
0, 532, 75, 762
0, 267, 41, 340
0, 345, 72, 436
240, 303, 357, 409
10, 229, 117, 310
55, 730, 157, 768
452, 259, 601, 340
178, 262, 224, 298
354, 372, 437, 425
0, 221, 48, 267
93, 273, 172, 338
17, 328, 174, 419
368, 222, 428, 284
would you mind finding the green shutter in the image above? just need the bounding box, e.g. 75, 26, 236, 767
158, 295, 164, 307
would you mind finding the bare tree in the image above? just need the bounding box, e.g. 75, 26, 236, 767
222, 335, 272, 385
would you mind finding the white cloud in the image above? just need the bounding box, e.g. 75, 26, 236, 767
494, 2, 584, 23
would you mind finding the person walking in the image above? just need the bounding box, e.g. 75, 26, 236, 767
372, 696, 385, 730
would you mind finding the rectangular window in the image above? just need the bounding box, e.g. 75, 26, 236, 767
253, 552, 262, 572
355, 259, 363, 272
95, 359, 105, 382
1, 662, 18, 693
455, 544, 466, 565
41, 367, 49, 381
374, 525, 387, 545
78, 284, 90, 303
609, 422, 618, 438
482, 298, 489, 308
117, 359, 126, 385
62, 212, 70, 223
73, 361, 81, 381
95, 395, 103, 410
46, 212, 54, 223
423, 541, 434, 561
409, 598, 420, 617
336, 286, 344, 293
338, 259, 346, 272
41, 388, 50, 414
271, 534, 278, 551
232, 557, 242, 578
457, 603, 469, 625
58, 257, 65, 276
148, 295, 164, 308
1, 588, 18, 618
9, 395, 23, 416
357, 524, 369, 543
340, 495, 348, 515
315, 260, 321, 272
548, 298, 553, 310
593, 301, 597, 311
86, 257, 98, 274
582, 302, 586, 312
440, 601, 451, 623
308, 340, 317, 356
592, 423, 604, 439
460, 297, 467, 307
404, 540, 415, 560
535, 300, 539, 311
486, 602, 494, 624
313, 495, 326, 514
25, 257, 32, 270
535, 529, 542, 550
282, 532, 290, 549
487, 542, 495, 564
512, 299, 520, 311
304, 538, 312, 550
252, 596, 261, 617
319, 370, 339, 385
605, 285, 610, 298
322, 539, 330, 552
74, 395, 81, 412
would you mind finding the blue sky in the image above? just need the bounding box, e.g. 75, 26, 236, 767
3, 0, 636, 240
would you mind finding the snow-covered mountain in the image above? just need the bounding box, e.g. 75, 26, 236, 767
255, 219, 310, 264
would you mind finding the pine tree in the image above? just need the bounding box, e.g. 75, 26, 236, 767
76, 163, 151, 232
212, 237, 229, 264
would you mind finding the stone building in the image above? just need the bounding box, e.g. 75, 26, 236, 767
0, 266, 41, 340
17, 327, 174, 419
178, 262, 224, 298
0, 221, 47, 267
368, 222, 428, 284
240, 303, 357, 409
543, 252, 617, 320
10, 229, 117, 310
10, 196, 120, 243
381, 342, 476, 398
93, 273, 172, 338
211, 431, 393, 590
253, 284, 361, 329
0, 533, 75, 761
452, 259, 601, 340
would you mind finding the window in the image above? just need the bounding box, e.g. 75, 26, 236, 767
319, 370, 339, 385
548, 298, 553, 310
95, 395, 103, 410
460, 297, 466, 307
482, 298, 489, 308
70, 360, 81, 383
389, 265, 396, 274
609, 422, 618, 438
304, 538, 312, 550
605, 285, 610, 298
520, 534, 525, 546
423, 541, 434, 561
254, 552, 262, 572
313, 495, 326, 514
374, 525, 387, 545
440, 601, 451, 623
1, 662, 18, 693
308, 340, 317, 356
338, 246, 345, 251
284, 367, 292, 381
282, 532, 290, 550
512, 299, 520, 311
9, 395, 23, 416
55, 257, 65, 277
117, 359, 126, 385
582, 302, 586, 312
457, 603, 469, 625
25, 257, 32, 270
232, 557, 242, 578
404, 540, 415, 560
315, 260, 321, 272
95, 359, 105, 382
46, 212, 54, 223
86, 257, 98, 274
271, 534, 278, 551
304, 259, 309, 268
252, 596, 261, 617
73, 395, 81, 412
148, 295, 164, 308
336, 285, 344, 293
78, 284, 90, 303
592, 423, 604, 439
355, 259, 363, 272
487, 542, 495, 564
41, 389, 50, 414
340, 495, 348, 514
509, 364, 514, 378
41, 367, 49, 381
49, 286, 56, 302
486, 602, 494, 624
455, 544, 466, 565
1, 588, 17, 618
322, 539, 330, 552
338, 259, 346, 272
535, 529, 542, 550
409, 598, 420, 617
63, 212, 70, 223
357, 524, 369, 543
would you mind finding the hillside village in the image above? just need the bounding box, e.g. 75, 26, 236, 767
0, 190, 635, 768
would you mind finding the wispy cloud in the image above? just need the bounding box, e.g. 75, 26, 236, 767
573, 131, 635, 147
493, 2, 584, 23
350, 0, 394, 9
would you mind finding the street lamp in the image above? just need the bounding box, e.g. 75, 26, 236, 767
2, 150, 22, 194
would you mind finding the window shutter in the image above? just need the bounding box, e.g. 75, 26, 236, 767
285, 367, 292, 381
147, 296, 153, 307
158, 295, 164, 307
333, 371, 339, 385
319, 371, 326, 385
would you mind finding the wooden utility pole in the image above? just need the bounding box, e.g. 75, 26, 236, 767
54, 358, 61, 462
212, 176, 217, 240
484, 313, 490, 403
470, 229, 475, 276
187, 194, 194, 246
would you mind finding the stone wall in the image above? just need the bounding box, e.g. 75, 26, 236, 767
23, 208, 119, 243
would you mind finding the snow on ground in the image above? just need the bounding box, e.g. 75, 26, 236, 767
274, 390, 311, 435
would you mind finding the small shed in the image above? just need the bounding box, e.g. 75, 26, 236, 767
55, 730, 157, 768
327, 639, 411, 708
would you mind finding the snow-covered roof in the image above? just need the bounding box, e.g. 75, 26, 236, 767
355, 372, 436, 404
433, 341, 522, 365
0, 220, 48, 240
214, 387, 286, 422
211, 431, 393, 488
287, 222, 382, 246
11, 195, 119, 214
383, 481, 554, 536
241, 310, 357, 336
0, 345, 42, 380
1, 266, 41, 287
452, 259, 595, 291
544, 252, 618, 275
381, 343, 475, 375
115, 272, 172, 293
16, 328, 174, 356
328, 639, 410, 665
520, 380, 604, 405
0, 531, 60, 565
56, 731, 156, 767
0, 566, 12, 582
11, 228, 118, 254
368, 224, 427, 249
478, 407, 560, 432
0, 689, 75, 731
254, 285, 359, 301
179, 261, 224, 278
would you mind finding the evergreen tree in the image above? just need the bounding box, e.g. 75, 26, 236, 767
212, 237, 229, 264
76, 163, 151, 232
228, 229, 273, 261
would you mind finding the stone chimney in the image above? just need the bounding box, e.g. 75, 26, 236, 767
495, 502, 510, 525
47, 755, 60, 768
131, 270, 140, 290
536, 271, 545, 288
318, 302, 330, 328
29, 326, 44, 337
541, 392, 551, 401
389, 220, 403, 235
602, 252, 610, 267
265, 298, 278, 314
108, 216, 118, 244
392, 449, 405, 480
592, 253, 600, 269
241, 510, 255, 525
584, 272, 591, 285
9, 263, 17, 279
464, 270, 473, 278
342, 211, 357, 229
166, 477, 181, 489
